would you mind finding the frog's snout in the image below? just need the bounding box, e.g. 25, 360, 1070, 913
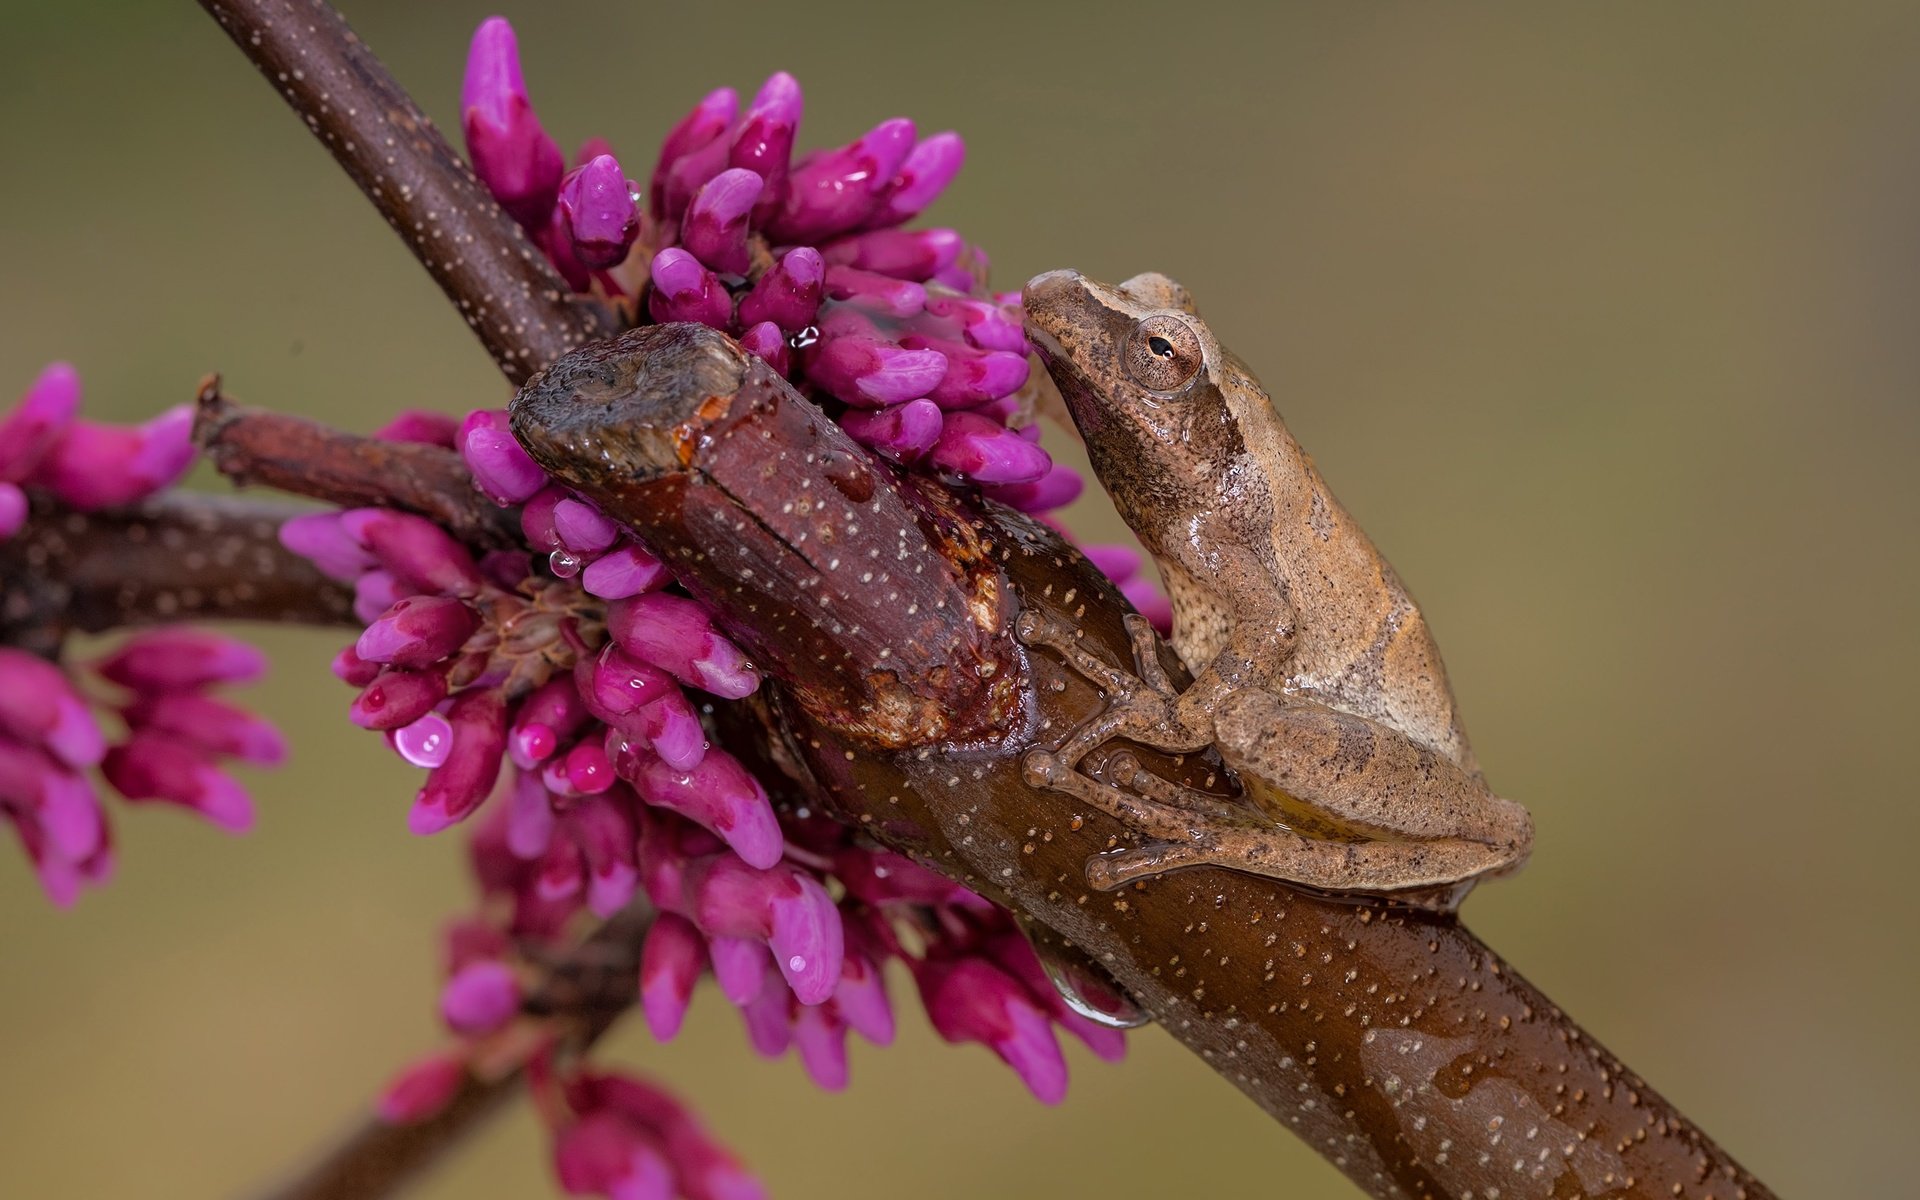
1021, 269, 1092, 358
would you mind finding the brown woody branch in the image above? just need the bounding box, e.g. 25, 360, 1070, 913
252, 904, 653, 1200
195, 3, 1776, 1198
0, 489, 354, 655
193, 376, 520, 549
197, 0, 616, 385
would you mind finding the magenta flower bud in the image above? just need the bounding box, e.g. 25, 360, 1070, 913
125, 692, 286, 766
837, 399, 943, 463
356, 595, 478, 669
687, 854, 844, 1005
868, 131, 966, 228
0, 483, 24, 539
925, 293, 1030, 353
651, 87, 738, 220
0, 648, 106, 768
505, 768, 555, 857
803, 333, 948, 407
905, 337, 1030, 408
331, 645, 381, 687
440, 958, 520, 1035
352, 569, 412, 625
734, 322, 790, 376
553, 1113, 674, 1200
608, 593, 758, 699
563, 739, 617, 797
581, 542, 668, 599
768, 118, 917, 243
103, 732, 253, 833
279, 512, 376, 583
559, 154, 641, 270
0, 362, 80, 481
510, 678, 589, 768
648, 249, 733, 329
682, 168, 762, 276
389, 711, 455, 769
375, 1053, 467, 1126
915, 957, 1069, 1104
821, 227, 963, 282
339, 508, 485, 598
349, 669, 449, 731
793, 1003, 849, 1091
729, 72, 802, 215
371, 409, 461, 447
457, 409, 547, 505
553, 497, 620, 554
461, 17, 565, 229
709, 935, 770, 1006
0, 738, 102, 861
583, 644, 678, 719
636, 691, 706, 772
31, 405, 195, 510
1081, 543, 1140, 584
834, 950, 895, 1046
640, 913, 705, 1041
930, 413, 1053, 485
987, 930, 1127, 1062
739, 975, 793, 1058
984, 462, 1085, 514
96, 627, 266, 692
627, 750, 782, 869
737, 246, 824, 333
408, 691, 508, 835
823, 265, 926, 319
519, 485, 566, 551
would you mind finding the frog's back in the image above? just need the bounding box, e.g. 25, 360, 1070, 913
1221, 354, 1479, 773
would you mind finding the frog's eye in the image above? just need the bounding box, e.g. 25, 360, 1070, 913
1124, 315, 1203, 393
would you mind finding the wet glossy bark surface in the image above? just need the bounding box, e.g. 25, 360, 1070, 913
512, 324, 1774, 1200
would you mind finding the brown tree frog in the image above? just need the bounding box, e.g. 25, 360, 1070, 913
1018, 269, 1532, 905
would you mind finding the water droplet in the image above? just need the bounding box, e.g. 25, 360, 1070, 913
391, 712, 454, 769
548, 548, 584, 578
788, 955, 806, 973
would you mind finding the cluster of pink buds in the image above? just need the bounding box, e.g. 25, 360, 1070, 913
1, 364, 284, 903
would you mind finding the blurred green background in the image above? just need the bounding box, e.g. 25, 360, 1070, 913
3, 2, 1916, 1196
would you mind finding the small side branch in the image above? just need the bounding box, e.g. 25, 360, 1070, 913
197, 0, 614, 384
193, 377, 520, 549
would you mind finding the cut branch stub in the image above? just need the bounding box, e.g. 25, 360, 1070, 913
508, 324, 1774, 1200
511, 324, 1021, 748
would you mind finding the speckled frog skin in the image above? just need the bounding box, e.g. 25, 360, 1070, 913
1015, 269, 1531, 903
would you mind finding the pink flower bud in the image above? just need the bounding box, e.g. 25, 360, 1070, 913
734, 321, 790, 376
803, 332, 948, 407
708, 935, 770, 1006
0, 362, 80, 481
340, 508, 485, 598
102, 732, 254, 833
838, 399, 943, 463
350, 669, 450, 731
96, 627, 267, 692
929, 413, 1052, 485
279, 511, 377, 582
440, 959, 521, 1035
793, 1002, 849, 1091
915, 956, 1069, 1103
0, 482, 24, 539
681, 168, 762, 276
30, 406, 195, 510
375, 1052, 467, 1125
558, 154, 641, 270
648, 249, 732, 329
356, 595, 479, 668
729, 73, 801, 218
737, 247, 824, 333
824, 265, 926, 318
608, 593, 758, 699
821, 227, 963, 282
553, 497, 619, 554
408, 691, 507, 835
461, 17, 565, 229
581, 542, 667, 599
458, 409, 548, 505
0, 648, 106, 767
868, 131, 965, 228
767, 118, 916, 243
686, 854, 844, 1005
626, 750, 782, 870
984, 463, 1085, 513
651, 87, 738, 221
925, 293, 1030, 353
371, 410, 461, 447
124, 692, 286, 765
0, 737, 103, 860
640, 913, 706, 1041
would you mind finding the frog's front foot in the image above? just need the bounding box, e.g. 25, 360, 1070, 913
1015, 608, 1200, 768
